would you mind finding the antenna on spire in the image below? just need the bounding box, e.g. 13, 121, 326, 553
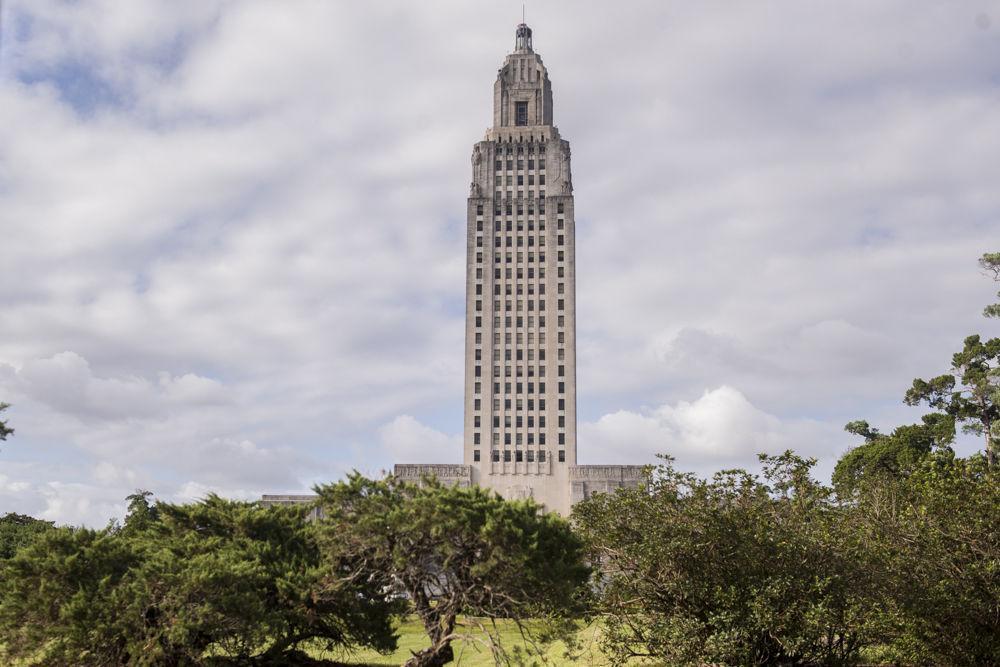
515, 15, 533, 52
522, 4, 525, 24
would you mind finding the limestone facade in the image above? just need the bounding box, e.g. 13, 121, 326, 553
458, 25, 643, 514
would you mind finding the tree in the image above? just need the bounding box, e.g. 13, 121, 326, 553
314, 475, 590, 667
574, 453, 887, 667
121, 489, 159, 534
980, 251, 1000, 318
0, 512, 54, 560
832, 414, 953, 496
0, 402, 13, 443
905, 334, 1000, 466
0, 524, 144, 665
133, 495, 399, 664
854, 451, 1000, 666
0, 494, 399, 665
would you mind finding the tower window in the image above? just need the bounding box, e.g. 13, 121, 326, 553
515, 101, 528, 126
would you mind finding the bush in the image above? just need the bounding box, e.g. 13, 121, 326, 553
0, 494, 398, 665
574, 453, 889, 667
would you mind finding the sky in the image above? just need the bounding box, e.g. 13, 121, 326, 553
1, 1, 998, 526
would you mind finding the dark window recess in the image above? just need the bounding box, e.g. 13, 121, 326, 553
515, 101, 528, 126
473, 449, 480, 461
558, 450, 565, 462
492, 450, 500, 462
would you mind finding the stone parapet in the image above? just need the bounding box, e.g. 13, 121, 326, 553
259, 494, 322, 520
568, 465, 647, 505
393, 464, 473, 488
569, 465, 647, 481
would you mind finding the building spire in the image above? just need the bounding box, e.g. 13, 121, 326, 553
515, 21, 533, 53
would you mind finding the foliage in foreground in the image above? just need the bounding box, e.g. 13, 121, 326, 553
315, 476, 590, 667
857, 451, 1000, 666
575, 452, 887, 667
0, 512, 54, 560
575, 444, 1000, 667
905, 333, 1000, 466
0, 494, 398, 666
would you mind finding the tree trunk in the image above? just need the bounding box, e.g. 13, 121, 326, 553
406, 604, 457, 667
403, 642, 454, 667
986, 431, 998, 467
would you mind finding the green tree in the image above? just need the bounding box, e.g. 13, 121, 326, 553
0, 494, 399, 665
0, 524, 143, 665
0, 512, 54, 560
832, 414, 953, 496
980, 251, 1000, 318
574, 453, 887, 667
905, 334, 1000, 466
135, 495, 398, 664
854, 452, 1000, 666
121, 489, 159, 534
0, 402, 13, 443
315, 474, 590, 667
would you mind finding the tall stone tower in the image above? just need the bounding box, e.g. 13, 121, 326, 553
267, 24, 646, 517
462, 23, 578, 514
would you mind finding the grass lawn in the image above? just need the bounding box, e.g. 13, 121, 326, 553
317, 616, 629, 666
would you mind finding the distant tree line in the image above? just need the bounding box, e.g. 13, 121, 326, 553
0, 253, 996, 666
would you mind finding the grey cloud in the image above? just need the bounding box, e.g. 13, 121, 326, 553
0, 1, 997, 524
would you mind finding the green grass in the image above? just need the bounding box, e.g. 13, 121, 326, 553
317, 616, 629, 666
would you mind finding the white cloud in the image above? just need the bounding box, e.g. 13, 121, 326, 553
174, 481, 260, 504
580, 386, 841, 476
378, 415, 461, 465
0, 1, 997, 524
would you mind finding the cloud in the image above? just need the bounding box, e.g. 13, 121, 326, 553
0, 1, 997, 524
580, 386, 840, 476
9, 351, 228, 420
378, 415, 461, 465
